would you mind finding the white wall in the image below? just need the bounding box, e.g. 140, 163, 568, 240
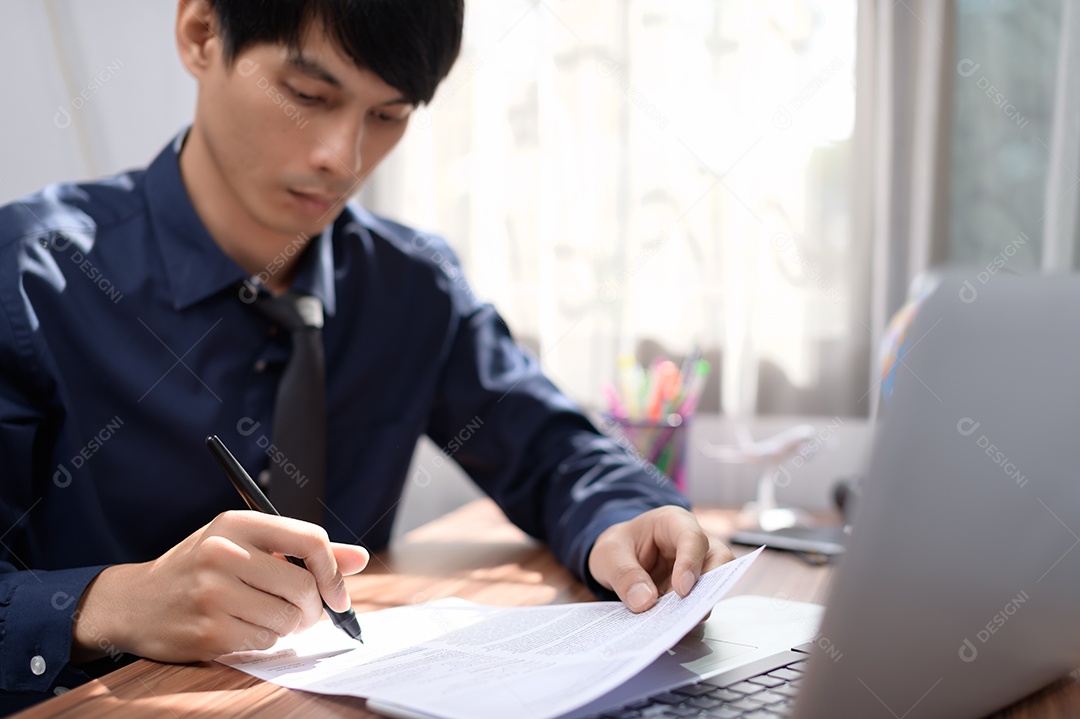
0, 0, 195, 203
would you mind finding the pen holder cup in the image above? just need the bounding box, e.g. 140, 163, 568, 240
601, 413, 689, 492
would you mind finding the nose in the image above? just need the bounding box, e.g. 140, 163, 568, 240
312, 117, 364, 183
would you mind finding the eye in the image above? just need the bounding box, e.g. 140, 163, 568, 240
289, 87, 324, 105
372, 110, 408, 124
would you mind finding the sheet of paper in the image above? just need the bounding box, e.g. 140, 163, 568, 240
218, 547, 763, 719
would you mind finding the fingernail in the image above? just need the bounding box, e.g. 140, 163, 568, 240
627, 582, 653, 611
678, 570, 697, 596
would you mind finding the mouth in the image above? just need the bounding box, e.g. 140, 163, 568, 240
288, 189, 341, 214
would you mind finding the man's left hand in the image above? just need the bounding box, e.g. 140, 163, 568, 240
587, 506, 735, 612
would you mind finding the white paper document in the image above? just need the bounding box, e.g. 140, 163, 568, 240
218, 547, 763, 719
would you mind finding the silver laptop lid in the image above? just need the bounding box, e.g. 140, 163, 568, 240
795, 274, 1080, 719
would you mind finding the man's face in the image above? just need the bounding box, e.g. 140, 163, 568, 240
192, 21, 413, 238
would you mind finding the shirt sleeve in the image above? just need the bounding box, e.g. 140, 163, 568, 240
422, 245, 691, 595
0, 251, 110, 697
0, 564, 109, 694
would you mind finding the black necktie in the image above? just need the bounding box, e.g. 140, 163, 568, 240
253, 291, 327, 525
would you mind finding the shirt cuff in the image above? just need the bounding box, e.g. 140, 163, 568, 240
0, 565, 110, 692
570, 502, 691, 602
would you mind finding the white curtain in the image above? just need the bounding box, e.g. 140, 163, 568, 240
6, 0, 1072, 427
1040, 0, 1080, 270
854, 0, 955, 418
370, 0, 866, 419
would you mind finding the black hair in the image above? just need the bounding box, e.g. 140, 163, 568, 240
207, 0, 464, 105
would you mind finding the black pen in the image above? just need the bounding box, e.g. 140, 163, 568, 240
205, 434, 363, 643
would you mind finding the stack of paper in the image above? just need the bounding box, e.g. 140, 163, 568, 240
219, 547, 763, 719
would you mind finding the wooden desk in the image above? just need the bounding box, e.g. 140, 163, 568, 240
13, 500, 1080, 718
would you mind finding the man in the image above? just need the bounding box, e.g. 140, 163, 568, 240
0, 0, 731, 710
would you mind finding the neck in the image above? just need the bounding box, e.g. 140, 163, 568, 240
178, 125, 311, 295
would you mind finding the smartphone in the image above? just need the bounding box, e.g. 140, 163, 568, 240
729, 525, 847, 556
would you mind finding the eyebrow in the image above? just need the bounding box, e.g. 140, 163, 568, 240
285, 52, 412, 106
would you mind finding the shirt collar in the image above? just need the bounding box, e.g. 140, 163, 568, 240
143, 128, 337, 315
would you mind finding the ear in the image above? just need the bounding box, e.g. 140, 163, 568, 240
176, 0, 221, 79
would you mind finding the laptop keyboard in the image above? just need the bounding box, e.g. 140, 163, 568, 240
588, 656, 807, 719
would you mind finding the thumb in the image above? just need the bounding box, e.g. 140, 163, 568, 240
331, 542, 369, 576
590, 540, 659, 613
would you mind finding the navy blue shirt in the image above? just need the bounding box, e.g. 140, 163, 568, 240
0, 132, 688, 704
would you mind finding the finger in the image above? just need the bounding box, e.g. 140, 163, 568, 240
221, 512, 351, 612
206, 615, 283, 659
208, 535, 325, 630
331, 542, 369, 576
667, 524, 711, 597
633, 508, 710, 597
654, 515, 735, 596
590, 534, 660, 613
701, 537, 736, 573
223, 574, 305, 638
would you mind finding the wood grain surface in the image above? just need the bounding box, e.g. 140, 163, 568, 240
11, 500, 1076, 718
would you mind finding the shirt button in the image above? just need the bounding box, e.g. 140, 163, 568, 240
30, 655, 46, 676
258, 470, 271, 488
54, 687, 69, 696
254, 359, 268, 373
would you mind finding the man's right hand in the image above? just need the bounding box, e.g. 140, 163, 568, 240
70, 511, 370, 664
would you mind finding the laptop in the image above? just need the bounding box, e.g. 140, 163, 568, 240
563, 273, 1080, 719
